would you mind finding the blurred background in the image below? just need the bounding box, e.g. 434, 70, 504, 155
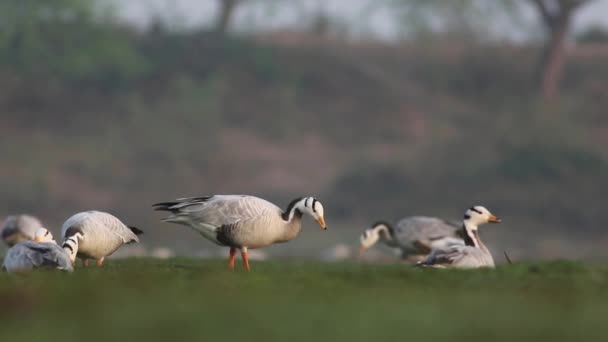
1, 0, 607, 262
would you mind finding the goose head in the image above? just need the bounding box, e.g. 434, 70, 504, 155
62, 232, 84, 264
284, 197, 327, 229
34, 227, 55, 243
464, 206, 501, 228
358, 221, 390, 254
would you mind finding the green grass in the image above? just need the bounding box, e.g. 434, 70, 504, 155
0, 259, 607, 341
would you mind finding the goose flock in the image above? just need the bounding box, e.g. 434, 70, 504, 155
1, 194, 503, 273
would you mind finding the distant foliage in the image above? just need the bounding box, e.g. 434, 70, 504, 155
0, 0, 147, 84
497, 144, 607, 182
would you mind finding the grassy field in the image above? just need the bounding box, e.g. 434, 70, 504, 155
0, 258, 606, 342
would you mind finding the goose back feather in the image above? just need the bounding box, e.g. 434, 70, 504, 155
1, 215, 43, 246
3, 241, 73, 273
61, 211, 141, 260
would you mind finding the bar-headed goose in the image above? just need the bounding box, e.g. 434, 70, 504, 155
359, 216, 464, 262
153, 195, 328, 271
3, 228, 73, 273
1, 214, 44, 247
417, 206, 501, 268
60, 211, 143, 267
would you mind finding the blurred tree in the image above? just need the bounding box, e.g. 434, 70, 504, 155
576, 26, 608, 43
529, 0, 593, 100
0, 0, 145, 84
384, 0, 524, 41
215, 0, 244, 35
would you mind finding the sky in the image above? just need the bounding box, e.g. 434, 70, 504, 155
111, 0, 608, 42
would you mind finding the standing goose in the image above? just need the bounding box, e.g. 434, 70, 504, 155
417, 206, 501, 268
1, 214, 44, 247
153, 195, 328, 271
60, 211, 143, 267
359, 216, 464, 262
3, 228, 73, 273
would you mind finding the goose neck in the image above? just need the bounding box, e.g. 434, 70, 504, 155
375, 224, 393, 241
462, 221, 482, 248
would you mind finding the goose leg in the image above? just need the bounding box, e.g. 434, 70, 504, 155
241, 247, 250, 272
82, 259, 89, 267
96, 257, 104, 267
229, 247, 237, 270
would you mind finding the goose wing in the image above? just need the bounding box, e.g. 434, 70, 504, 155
62, 211, 140, 244
394, 216, 462, 247
3, 241, 73, 272
154, 195, 280, 228
419, 245, 491, 268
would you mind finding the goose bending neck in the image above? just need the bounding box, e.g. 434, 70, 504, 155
281, 197, 305, 223
374, 223, 394, 241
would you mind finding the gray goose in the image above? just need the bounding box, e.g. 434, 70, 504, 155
359, 216, 464, 262
3, 228, 73, 273
60, 211, 143, 267
153, 195, 327, 271
417, 206, 501, 268
1, 214, 44, 247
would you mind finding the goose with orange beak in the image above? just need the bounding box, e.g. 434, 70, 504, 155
154, 195, 328, 271
417, 206, 501, 268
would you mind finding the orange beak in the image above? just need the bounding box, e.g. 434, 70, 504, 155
316, 217, 327, 230
488, 214, 501, 223
358, 246, 367, 255
34, 237, 42, 243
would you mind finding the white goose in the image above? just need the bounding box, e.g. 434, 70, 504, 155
153, 195, 328, 271
3, 228, 73, 273
60, 211, 143, 267
417, 206, 501, 268
359, 216, 464, 262
1, 214, 44, 247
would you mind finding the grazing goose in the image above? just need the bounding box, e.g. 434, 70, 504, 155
1, 214, 44, 247
153, 195, 328, 271
3, 228, 73, 273
359, 216, 464, 262
417, 206, 501, 269
60, 211, 143, 267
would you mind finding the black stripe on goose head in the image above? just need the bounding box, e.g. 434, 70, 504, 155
469, 207, 482, 215
281, 197, 304, 221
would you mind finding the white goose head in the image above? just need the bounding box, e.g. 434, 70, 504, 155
282, 197, 327, 230
463, 206, 501, 228
62, 231, 84, 264
359, 221, 391, 253
33, 227, 55, 243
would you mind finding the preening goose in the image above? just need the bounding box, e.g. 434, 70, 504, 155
153, 195, 328, 271
417, 206, 501, 269
359, 216, 464, 262
60, 211, 143, 267
1, 214, 43, 247
3, 228, 73, 273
